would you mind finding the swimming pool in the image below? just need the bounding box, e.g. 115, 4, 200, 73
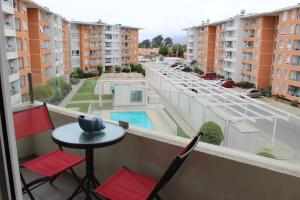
110, 111, 154, 130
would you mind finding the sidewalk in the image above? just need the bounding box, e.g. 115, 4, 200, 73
59, 79, 85, 107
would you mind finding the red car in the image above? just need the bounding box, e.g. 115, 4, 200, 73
221, 80, 235, 88
200, 72, 217, 80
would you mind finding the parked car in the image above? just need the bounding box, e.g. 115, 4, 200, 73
174, 65, 185, 71
213, 79, 225, 86
200, 72, 217, 80
244, 89, 262, 98
220, 80, 235, 88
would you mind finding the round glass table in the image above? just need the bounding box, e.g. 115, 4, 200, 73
52, 122, 125, 200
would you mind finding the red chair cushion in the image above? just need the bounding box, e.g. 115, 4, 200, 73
94, 167, 158, 200
22, 150, 85, 177
13, 105, 54, 140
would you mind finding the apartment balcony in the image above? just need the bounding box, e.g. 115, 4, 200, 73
288, 86, 300, 98
291, 55, 300, 66
1, 0, 14, 14
290, 71, 300, 84
11, 103, 300, 200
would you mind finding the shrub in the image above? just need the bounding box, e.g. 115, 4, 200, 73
291, 100, 298, 107
194, 67, 200, 74
257, 152, 276, 159
235, 81, 255, 89
70, 78, 80, 85
130, 63, 145, 75
121, 68, 130, 73
115, 66, 121, 73
199, 121, 224, 145
33, 85, 52, 100
260, 87, 272, 97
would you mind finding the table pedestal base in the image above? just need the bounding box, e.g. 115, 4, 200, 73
68, 148, 100, 200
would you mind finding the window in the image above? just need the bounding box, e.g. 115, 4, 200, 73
18, 57, 23, 69
287, 40, 293, 50
278, 55, 283, 64
22, 19, 27, 32
274, 83, 279, 92
282, 84, 286, 92
276, 68, 281, 77
257, 17, 261, 24
282, 11, 288, 21
130, 90, 143, 102
279, 40, 284, 49
286, 55, 291, 64
84, 59, 88, 64
24, 56, 29, 66
284, 69, 289, 80
280, 26, 286, 35
16, 38, 22, 50
290, 24, 295, 34
23, 38, 28, 50
291, 9, 297, 19
72, 50, 79, 56
20, 75, 26, 88
256, 29, 260, 37
15, 17, 20, 31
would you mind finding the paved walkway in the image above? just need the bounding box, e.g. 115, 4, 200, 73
59, 79, 85, 107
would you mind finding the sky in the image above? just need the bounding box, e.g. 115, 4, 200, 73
35, 0, 299, 43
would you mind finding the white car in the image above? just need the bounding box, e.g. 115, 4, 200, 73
174, 65, 185, 71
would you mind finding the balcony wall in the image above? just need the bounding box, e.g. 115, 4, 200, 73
15, 104, 300, 200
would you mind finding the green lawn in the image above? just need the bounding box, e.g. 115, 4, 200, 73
72, 93, 99, 101
101, 94, 113, 100
91, 103, 101, 110
66, 103, 90, 113
78, 78, 98, 93
163, 108, 190, 139
102, 102, 113, 110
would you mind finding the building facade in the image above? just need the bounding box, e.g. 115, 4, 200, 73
185, 5, 300, 102
214, 16, 246, 82
240, 16, 277, 89
71, 22, 139, 73
27, 1, 70, 85
273, 7, 300, 101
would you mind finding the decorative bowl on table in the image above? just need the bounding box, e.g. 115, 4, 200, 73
78, 115, 106, 133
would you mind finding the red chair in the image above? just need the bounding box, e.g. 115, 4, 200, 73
92, 133, 202, 200
13, 103, 86, 200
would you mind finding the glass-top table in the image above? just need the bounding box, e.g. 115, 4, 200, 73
52, 121, 125, 200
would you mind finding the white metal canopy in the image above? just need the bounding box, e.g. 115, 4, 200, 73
144, 62, 296, 146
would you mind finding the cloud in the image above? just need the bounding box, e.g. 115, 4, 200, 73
34, 0, 299, 41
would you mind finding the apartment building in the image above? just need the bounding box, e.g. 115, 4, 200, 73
239, 15, 277, 89
185, 27, 199, 63
272, 6, 300, 101
184, 23, 216, 73
27, 1, 70, 85
213, 16, 246, 82
71, 21, 139, 73
2, 0, 23, 104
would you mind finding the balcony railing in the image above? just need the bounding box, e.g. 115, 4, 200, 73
11, 103, 300, 200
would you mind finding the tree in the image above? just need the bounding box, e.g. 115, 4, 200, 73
159, 46, 169, 56
171, 44, 185, 57
139, 39, 151, 48
152, 35, 164, 48
163, 37, 173, 46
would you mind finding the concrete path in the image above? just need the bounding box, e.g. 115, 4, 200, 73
59, 79, 85, 107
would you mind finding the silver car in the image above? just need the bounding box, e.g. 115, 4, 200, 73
245, 89, 262, 98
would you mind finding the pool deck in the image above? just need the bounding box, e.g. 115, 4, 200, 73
101, 107, 175, 136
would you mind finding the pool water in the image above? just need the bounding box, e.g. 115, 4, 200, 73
110, 111, 154, 130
